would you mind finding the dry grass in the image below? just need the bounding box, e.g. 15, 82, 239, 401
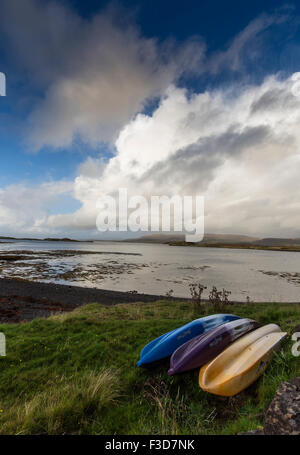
50, 301, 196, 323
0, 369, 120, 434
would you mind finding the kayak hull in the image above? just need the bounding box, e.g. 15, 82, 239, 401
199, 324, 286, 396
137, 313, 240, 367
168, 318, 260, 375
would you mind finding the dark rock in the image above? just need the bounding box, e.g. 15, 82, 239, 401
292, 324, 300, 334
290, 377, 300, 388
264, 378, 300, 435
238, 429, 264, 435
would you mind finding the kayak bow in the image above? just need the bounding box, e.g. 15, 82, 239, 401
137, 313, 240, 367
199, 323, 287, 396
168, 318, 260, 375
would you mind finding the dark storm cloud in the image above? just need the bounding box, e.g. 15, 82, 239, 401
141, 125, 270, 193
0, 0, 205, 150
250, 86, 299, 113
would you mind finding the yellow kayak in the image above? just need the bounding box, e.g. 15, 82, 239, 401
199, 324, 287, 396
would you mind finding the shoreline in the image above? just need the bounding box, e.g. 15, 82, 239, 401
168, 242, 300, 252
0, 278, 299, 323
3, 236, 300, 253
0, 278, 187, 323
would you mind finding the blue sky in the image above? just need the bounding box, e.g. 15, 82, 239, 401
1, 0, 300, 238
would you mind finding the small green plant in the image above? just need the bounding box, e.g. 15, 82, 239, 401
189, 283, 207, 311
165, 289, 174, 299
208, 286, 231, 311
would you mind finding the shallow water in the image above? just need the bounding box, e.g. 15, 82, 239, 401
1, 240, 300, 302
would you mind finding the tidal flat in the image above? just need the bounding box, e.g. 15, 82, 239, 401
0, 249, 146, 285
1, 240, 300, 301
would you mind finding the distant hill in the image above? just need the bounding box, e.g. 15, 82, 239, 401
122, 233, 300, 248
123, 234, 185, 243
254, 238, 300, 246
0, 236, 90, 243
122, 233, 260, 244
3, 233, 300, 248
202, 234, 260, 244
43, 238, 79, 242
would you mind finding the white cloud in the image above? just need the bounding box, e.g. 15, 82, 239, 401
207, 12, 288, 74
29, 72, 300, 238
0, 181, 74, 236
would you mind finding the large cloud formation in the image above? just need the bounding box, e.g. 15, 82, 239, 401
42, 73, 300, 237
1, 1, 300, 238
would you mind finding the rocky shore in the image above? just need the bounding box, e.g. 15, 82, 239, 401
0, 278, 180, 323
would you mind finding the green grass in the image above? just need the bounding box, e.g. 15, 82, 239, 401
0, 300, 299, 434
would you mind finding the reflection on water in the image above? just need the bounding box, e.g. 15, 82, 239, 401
0, 239, 300, 302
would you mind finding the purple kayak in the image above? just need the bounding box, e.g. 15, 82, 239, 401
168, 318, 260, 375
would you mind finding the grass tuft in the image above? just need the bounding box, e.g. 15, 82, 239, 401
0, 369, 120, 434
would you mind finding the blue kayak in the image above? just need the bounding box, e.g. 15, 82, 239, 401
137, 313, 240, 367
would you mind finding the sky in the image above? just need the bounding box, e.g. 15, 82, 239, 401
1, 0, 300, 238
